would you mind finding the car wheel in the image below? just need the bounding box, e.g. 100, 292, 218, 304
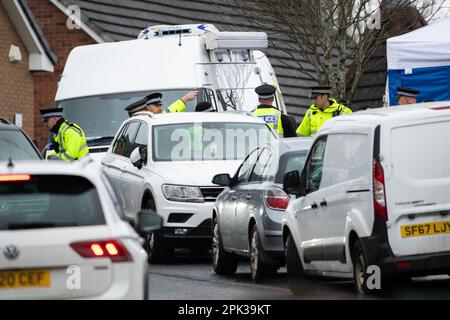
352, 239, 371, 295
212, 217, 238, 275
286, 233, 314, 296
145, 230, 174, 263
250, 225, 278, 282
142, 198, 173, 263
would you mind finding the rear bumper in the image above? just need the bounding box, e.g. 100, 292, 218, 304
360, 236, 450, 277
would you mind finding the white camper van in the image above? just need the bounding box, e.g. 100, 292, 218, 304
54, 24, 285, 160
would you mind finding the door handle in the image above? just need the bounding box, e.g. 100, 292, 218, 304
320, 200, 327, 207
311, 202, 318, 210
245, 194, 252, 200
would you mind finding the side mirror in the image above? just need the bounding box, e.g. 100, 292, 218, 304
130, 147, 143, 169
212, 173, 231, 187
283, 170, 305, 197
137, 211, 162, 233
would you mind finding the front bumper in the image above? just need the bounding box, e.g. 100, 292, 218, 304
160, 219, 212, 247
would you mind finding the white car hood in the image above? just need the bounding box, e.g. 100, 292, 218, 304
151, 160, 242, 186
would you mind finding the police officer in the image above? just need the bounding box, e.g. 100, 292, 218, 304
397, 86, 420, 105
40, 107, 89, 161
252, 84, 286, 137
296, 86, 352, 137
125, 91, 198, 116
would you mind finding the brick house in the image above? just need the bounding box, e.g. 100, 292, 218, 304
0, 0, 56, 139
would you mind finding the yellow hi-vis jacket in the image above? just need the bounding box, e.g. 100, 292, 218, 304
166, 99, 187, 113
54, 120, 89, 161
296, 99, 352, 137
252, 105, 284, 137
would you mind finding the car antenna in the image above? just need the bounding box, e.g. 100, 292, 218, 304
178, 34, 182, 47
7, 157, 14, 168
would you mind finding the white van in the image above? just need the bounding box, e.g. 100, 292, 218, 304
282, 103, 450, 294
54, 24, 285, 161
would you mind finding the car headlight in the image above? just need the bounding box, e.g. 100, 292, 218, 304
162, 184, 204, 203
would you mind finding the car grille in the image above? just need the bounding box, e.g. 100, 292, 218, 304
200, 187, 225, 202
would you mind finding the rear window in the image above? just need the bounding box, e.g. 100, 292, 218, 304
0, 129, 41, 161
0, 175, 105, 230
391, 121, 450, 180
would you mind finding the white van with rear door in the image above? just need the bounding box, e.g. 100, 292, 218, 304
282, 102, 450, 295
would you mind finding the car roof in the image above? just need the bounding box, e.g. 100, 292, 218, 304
128, 111, 267, 125
0, 158, 100, 179
279, 137, 313, 154
0, 123, 19, 130
320, 102, 450, 132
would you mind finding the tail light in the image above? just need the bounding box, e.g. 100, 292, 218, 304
0, 174, 31, 182
70, 240, 132, 262
373, 160, 388, 221
265, 188, 290, 211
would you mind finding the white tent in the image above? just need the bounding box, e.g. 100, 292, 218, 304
386, 17, 450, 105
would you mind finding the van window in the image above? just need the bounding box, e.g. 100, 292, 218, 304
58, 89, 208, 140
320, 134, 370, 188
305, 137, 327, 193
391, 121, 450, 179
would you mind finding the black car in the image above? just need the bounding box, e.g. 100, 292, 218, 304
0, 118, 42, 161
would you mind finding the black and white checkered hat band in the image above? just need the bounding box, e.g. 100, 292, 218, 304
42, 112, 63, 118
146, 97, 162, 105
259, 94, 274, 99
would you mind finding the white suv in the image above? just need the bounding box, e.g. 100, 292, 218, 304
101, 112, 275, 262
282, 103, 450, 295
0, 159, 155, 299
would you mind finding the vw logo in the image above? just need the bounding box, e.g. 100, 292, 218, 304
3, 245, 19, 260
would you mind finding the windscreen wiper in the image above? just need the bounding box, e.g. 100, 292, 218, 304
86, 136, 115, 146
7, 222, 78, 230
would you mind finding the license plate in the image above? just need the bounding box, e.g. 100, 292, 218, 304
0, 270, 50, 289
401, 220, 450, 238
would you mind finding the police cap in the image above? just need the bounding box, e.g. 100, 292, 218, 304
145, 92, 163, 106
195, 101, 214, 112
397, 86, 420, 98
40, 107, 63, 120
310, 86, 331, 98
255, 84, 276, 99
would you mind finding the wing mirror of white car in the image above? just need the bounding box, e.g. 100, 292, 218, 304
130, 147, 144, 169
137, 211, 163, 233
283, 170, 306, 198
212, 173, 231, 187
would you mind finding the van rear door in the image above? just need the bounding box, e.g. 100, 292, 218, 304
385, 117, 450, 256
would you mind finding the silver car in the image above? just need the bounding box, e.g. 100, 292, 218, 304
211, 137, 313, 281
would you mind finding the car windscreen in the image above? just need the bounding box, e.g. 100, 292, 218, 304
0, 129, 41, 161
57, 89, 200, 142
152, 122, 275, 161
0, 175, 105, 230
275, 151, 308, 183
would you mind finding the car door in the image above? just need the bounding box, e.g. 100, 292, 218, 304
314, 133, 371, 271
107, 122, 140, 220
290, 137, 328, 270
102, 124, 129, 208
120, 121, 149, 217
235, 148, 272, 252
220, 148, 260, 250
